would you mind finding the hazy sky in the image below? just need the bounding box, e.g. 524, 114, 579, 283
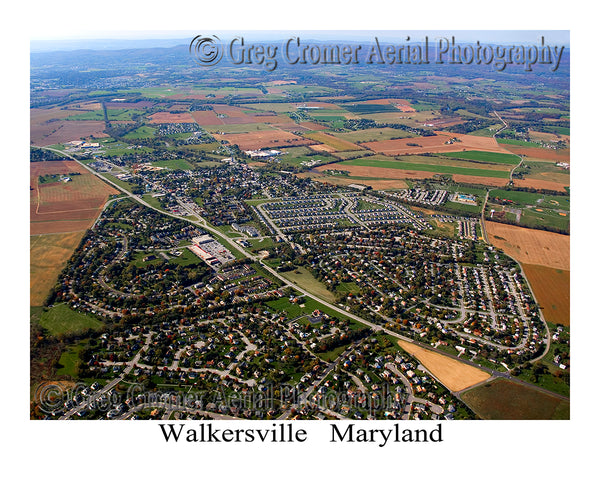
30, 30, 570, 53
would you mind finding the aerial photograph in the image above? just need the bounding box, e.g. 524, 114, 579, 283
15, 0, 599, 475
28, 28, 573, 425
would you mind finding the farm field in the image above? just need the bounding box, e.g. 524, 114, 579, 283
30, 160, 119, 234
439, 150, 521, 165
296, 171, 410, 190
513, 177, 569, 192
67, 108, 145, 122
303, 131, 363, 152
397, 340, 491, 392
518, 160, 570, 182
30, 120, 108, 146
315, 163, 438, 181
485, 221, 570, 269
330, 127, 416, 143
362, 131, 513, 156
202, 123, 277, 134
30, 159, 119, 305
340, 157, 511, 179
30, 231, 86, 306
502, 144, 570, 163
212, 129, 315, 150
461, 378, 569, 419
521, 264, 570, 326
148, 112, 196, 124
190, 110, 223, 125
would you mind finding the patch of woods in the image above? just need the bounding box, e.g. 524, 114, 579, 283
30, 147, 65, 162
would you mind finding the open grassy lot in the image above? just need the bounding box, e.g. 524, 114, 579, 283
461, 378, 569, 419
38, 303, 104, 336
489, 189, 547, 205
266, 295, 354, 324
149, 158, 194, 170
277, 266, 336, 303
123, 126, 157, 139
97, 138, 153, 156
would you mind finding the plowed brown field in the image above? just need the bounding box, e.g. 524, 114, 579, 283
30, 120, 108, 146
398, 340, 491, 392
30, 160, 118, 235
362, 131, 512, 156
521, 264, 570, 325
212, 130, 315, 150
503, 144, 570, 163
485, 221, 569, 269
30, 231, 86, 306
148, 112, 195, 124
30, 160, 119, 305
513, 176, 569, 192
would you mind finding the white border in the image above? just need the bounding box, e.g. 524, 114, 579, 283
6, 0, 596, 478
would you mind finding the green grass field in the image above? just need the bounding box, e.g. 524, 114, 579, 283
497, 138, 544, 148
67, 109, 145, 121
150, 158, 194, 170
331, 127, 415, 143
39, 303, 104, 336
56, 342, 87, 377
439, 150, 521, 165
266, 295, 352, 324
341, 158, 511, 179
541, 126, 570, 135
123, 126, 157, 139
342, 103, 399, 114
488, 189, 570, 209
97, 138, 153, 156
277, 266, 336, 303
520, 208, 569, 231
141, 194, 166, 211
168, 248, 203, 266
